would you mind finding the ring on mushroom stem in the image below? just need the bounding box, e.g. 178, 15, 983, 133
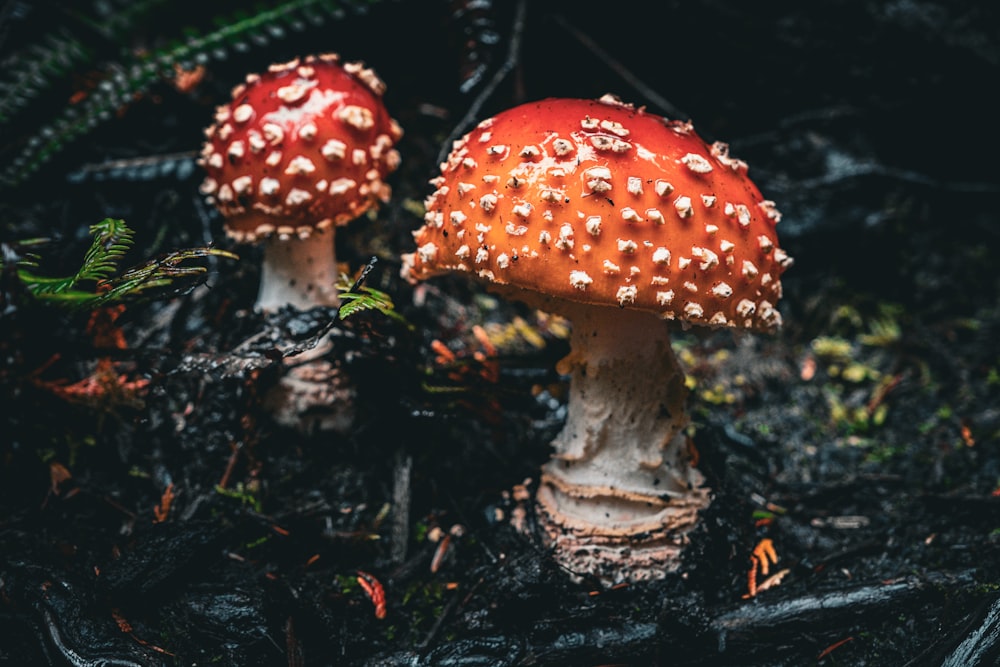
402, 95, 792, 585
198, 53, 403, 313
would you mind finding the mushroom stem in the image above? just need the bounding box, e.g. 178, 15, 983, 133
256, 232, 341, 312
535, 303, 711, 583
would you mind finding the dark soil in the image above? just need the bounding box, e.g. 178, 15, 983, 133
2, 1, 999, 665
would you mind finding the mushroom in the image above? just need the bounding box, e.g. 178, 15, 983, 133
199, 53, 403, 312
402, 95, 792, 583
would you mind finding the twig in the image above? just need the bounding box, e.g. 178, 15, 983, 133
436, 0, 527, 167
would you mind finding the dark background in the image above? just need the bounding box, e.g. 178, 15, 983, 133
2, 1, 999, 665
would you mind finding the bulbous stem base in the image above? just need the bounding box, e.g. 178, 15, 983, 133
534, 303, 711, 584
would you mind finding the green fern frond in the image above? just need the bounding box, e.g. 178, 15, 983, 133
5, 217, 238, 309
0, 0, 381, 187
335, 261, 411, 328
0, 1, 171, 123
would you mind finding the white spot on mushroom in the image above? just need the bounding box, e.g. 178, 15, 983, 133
265, 151, 282, 167
232, 104, 253, 123
759, 199, 783, 223
417, 242, 438, 263
590, 135, 615, 151
475, 247, 489, 264
352, 148, 367, 165
655, 180, 674, 197
456, 182, 476, 198
646, 208, 665, 224
217, 184, 233, 202
285, 156, 316, 175
512, 202, 533, 218
681, 153, 713, 173
227, 141, 245, 160
683, 281, 698, 293
774, 248, 794, 268
581, 116, 599, 130
617, 238, 638, 254
719, 239, 735, 253
555, 224, 574, 250
479, 194, 498, 212
552, 138, 574, 155
616, 285, 638, 305
232, 175, 252, 195
277, 82, 312, 104
455, 245, 471, 259
757, 235, 774, 252
651, 276, 670, 286
627, 177, 643, 195
705, 224, 718, 235
570, 270, 593, 289
538, 230, 552, 244
601, 119, 629, 136
709, 312, 729, 325
603, 260, 621, 274
299, 122, 318, 141
262, 123, 284, 144
496, 253, 510, 269
735, 204, 751, 227
692, 246, 719, 270
701, 195, 717, 207
462, 157, 478, 169
684, 302, 704, 318
742, 260, 759, 279
285, 188, 312, 206
585, 216, 602, 236
207, 152, 224, 169
339, 105, 375, 131
656, 290, 675, 306
449, 211, 468, 226
479, 131, 493, 143
247, 131, 266, 154
712, 282, 733, 298
505, 222, 528, 236
487, 145, 508, 157
711, 141, 748, 171
200, 178, 218, 195
259, 178, 280, 196
520, 145, 540, 159
621, 207, 643, 223
321, 139, 347, 161
674, 196, 694, 218
736, 299, 756, 318
678, 257, 692, 269
652, 247, 671, 265
540, 188, 565, 203
328, 178, 356, 196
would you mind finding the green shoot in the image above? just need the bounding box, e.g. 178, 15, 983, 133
3, 217, 237, 309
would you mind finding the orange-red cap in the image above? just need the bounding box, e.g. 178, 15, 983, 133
404, 95, 791, 331
199, 54, 402, 243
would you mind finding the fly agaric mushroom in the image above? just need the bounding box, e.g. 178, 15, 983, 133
199, 53, 402, 311
403, 95, 792, 583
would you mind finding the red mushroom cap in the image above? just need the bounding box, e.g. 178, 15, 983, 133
199, 54, 403, 243
403, 95, 791, 331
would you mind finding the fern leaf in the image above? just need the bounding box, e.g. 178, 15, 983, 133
1, 0, 382, 186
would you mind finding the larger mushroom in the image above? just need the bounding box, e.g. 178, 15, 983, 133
199, 53, 402, 312
403, 95, 792, 583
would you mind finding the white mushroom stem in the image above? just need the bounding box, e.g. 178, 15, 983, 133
534, 302, 711, 583
256, 232, 341, 312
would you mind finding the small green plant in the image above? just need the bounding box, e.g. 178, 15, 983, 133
336, 259, 411, 328
2, 217, 237, 309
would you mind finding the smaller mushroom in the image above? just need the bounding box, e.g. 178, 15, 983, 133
403, 95, 792, 584
199, 53, 402, 312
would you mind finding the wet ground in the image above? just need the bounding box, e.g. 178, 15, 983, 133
2, 1, 999, 665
